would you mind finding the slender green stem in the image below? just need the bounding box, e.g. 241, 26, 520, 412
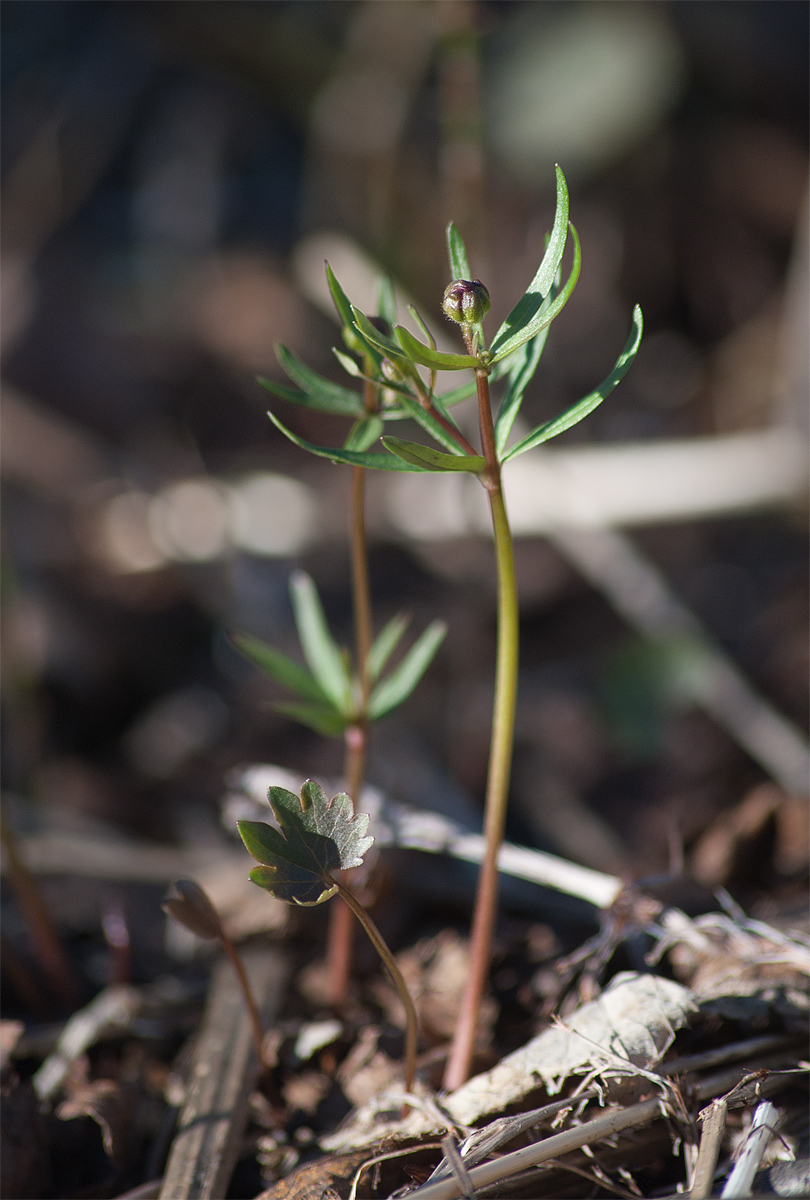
333, 879, 418, 1094
443, 368, 519, 1091
221, 935, 266, 1068
351, 465, 373, 707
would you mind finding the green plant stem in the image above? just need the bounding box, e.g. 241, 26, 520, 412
333, 879, 417, 1094
220, 934, 266, 1068
443, 367, 519, 1091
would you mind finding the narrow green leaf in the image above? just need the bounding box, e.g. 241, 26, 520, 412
382, 436, 486, 473
446, 221, 472, 281
332, 347, 363, 378
395, 326, 479, 371
367, 612, 411, 681
272, 345, 366, 415
407, 305, 436, 350
436, 377, 477, 407
344, 414, 384, 452
394, 393, 468, 456
230, 632, 328, 703
494, 328, 550, 458
274, 700, 349, 737
490, 165, 569, 355
377, 276, 397, 328
289, 571, 353, 715
352, 306, 410, 363
258, 374, 365, 418
504, 304, 644, 460
326, 263, 355, 330
268, 410, 425, 471
491, 224, 581, 362
368, 621, 447, 720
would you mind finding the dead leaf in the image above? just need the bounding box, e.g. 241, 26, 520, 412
57, 1076, 131, 1164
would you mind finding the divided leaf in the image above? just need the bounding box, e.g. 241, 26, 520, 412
239, 781, 374, 906
503, 305, 644, 460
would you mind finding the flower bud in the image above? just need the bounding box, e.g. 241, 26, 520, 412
163, 878, 223, 940
381, 357, 403, 383
442, 279, 490, 325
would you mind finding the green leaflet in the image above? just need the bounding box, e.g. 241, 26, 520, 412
489, 165, 569, 358
290, 571, 353, 716
344, 415, 384, 452
446, 221, 472, 282
230, 632, 328, 704
272, 345, 366, 415
503, 305, 644, 460
395, 326, 479, 371
257, 374, 365, 419
326, 263, 355, 330
367, 612, 411, 681
377, 276, 397, 328
274, 700, 350, 738
394, 393, 468, 456
268, 410, 424, 471
239, 781, 373, 906
368, 620, 447, 720
382, 436, 486, 473
490, 224, 581, 362
494, 328, 550, 458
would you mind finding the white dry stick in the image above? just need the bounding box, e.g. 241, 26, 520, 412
690, 1097, 728, 1199
720, 1101, 780, 1198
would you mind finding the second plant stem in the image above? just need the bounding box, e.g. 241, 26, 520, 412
443, 367, 519, 1091
326, 376, 377, 1006
334, 879, 417, 1094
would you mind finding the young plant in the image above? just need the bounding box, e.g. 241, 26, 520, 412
236, 276, 447, 1005
238, 779, 418, 1092
255, 164, 642, 1087
163, 878, 266, 1067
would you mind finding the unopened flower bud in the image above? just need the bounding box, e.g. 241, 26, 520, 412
442, 279, 490, 325
163, 878, 223, 940
381, 357, 403, 383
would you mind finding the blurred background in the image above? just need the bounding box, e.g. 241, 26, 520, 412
1, 0, 808, 998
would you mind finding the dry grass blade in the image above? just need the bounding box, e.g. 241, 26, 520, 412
440, 1134, 476, 1200
720, 1101, 780, 1198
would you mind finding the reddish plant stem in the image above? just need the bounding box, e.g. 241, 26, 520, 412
443, 367, 518, 1090
221, 935, 266, 1067
326, 375, 377, 1006
1, 821, 79, 1010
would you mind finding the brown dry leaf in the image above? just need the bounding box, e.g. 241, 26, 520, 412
0, 1020, 25, 1071
692, 784, 783, 887
57, 1076, 131, 1164
375, 930, 497, 1047
254, 1148, 372, 1200
322, 972, 695, 1152
282, 1070, 331, 1116
337, 1028, 401, 1107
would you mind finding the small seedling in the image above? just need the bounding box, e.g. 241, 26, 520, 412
238, 779, 418, 1093
163, 879, 266, 1068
